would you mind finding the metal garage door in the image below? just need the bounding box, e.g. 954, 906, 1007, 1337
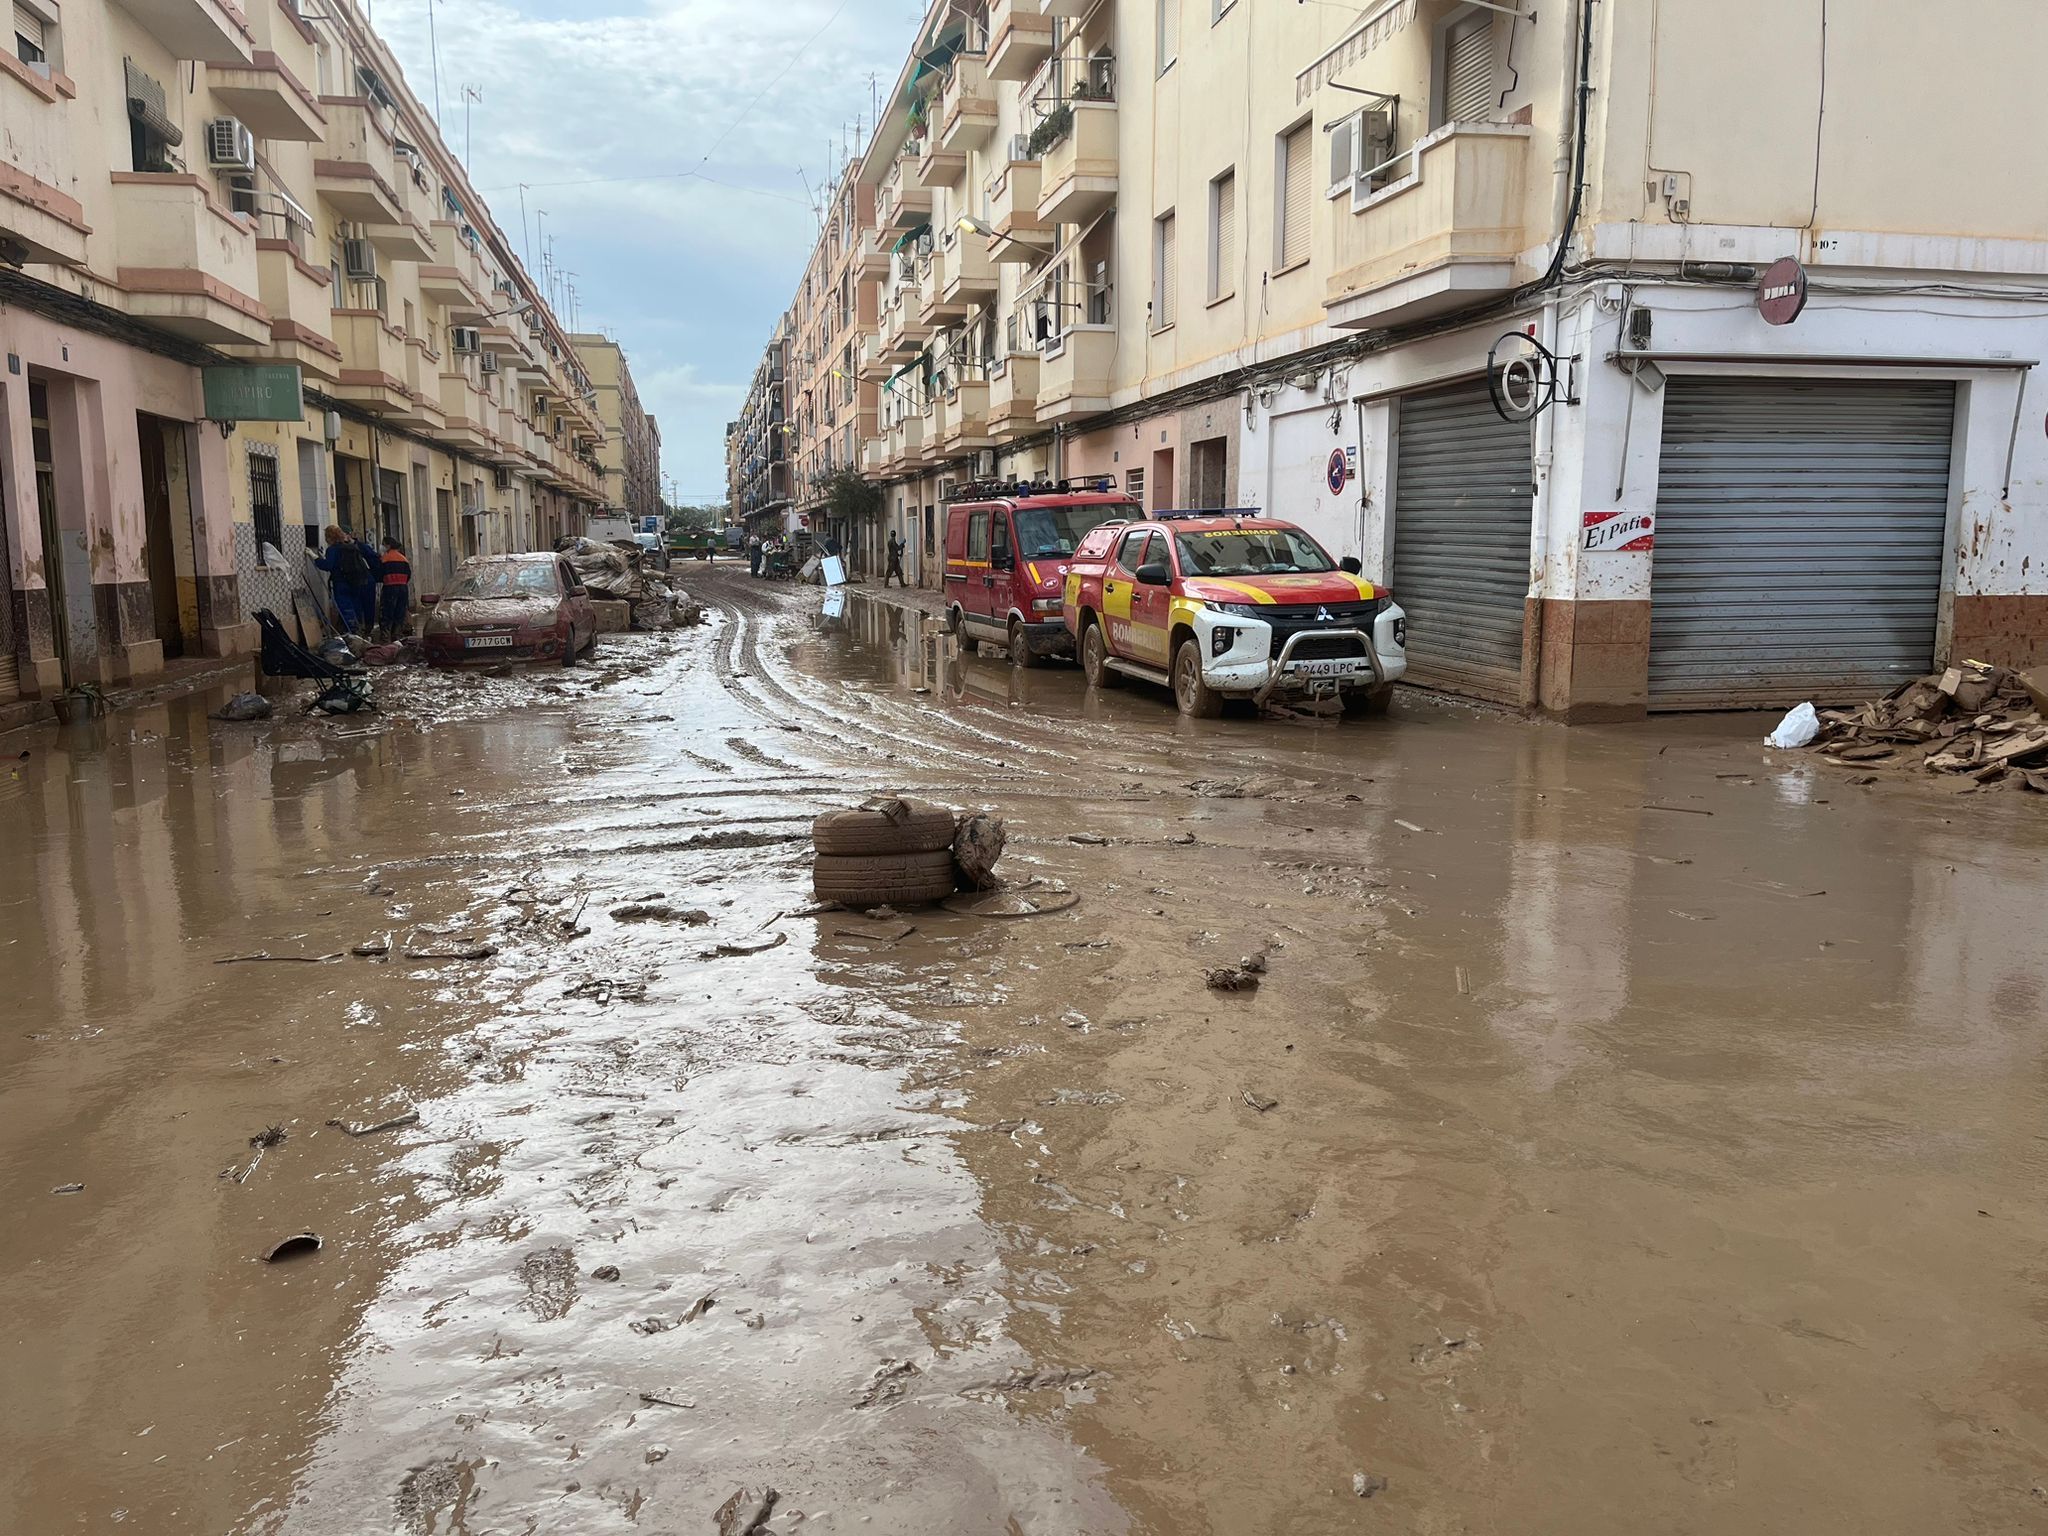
1391, 380, 1534, 699
1650, 379, 1954, 709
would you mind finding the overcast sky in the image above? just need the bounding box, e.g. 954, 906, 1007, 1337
370, 0, 922, 504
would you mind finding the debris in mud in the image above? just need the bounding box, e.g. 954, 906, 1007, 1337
251, 1125, 289, 1148
631, 1296, 713, 1334
973, 1366, 1099, 1394
1068, 832, 1111, 846
50, 1182, 84, 1195
565, 975, 649, 1005
211, 691, 275, 722
1206, 966, 1261, 992
638, 1391, 695, 1409
1168, 831, 1198, 845
516, 1247, 579, 1320
215, 951, 343, 964
644, 1444, 670, 1464
854, 1359, 920, 1408
1239, 948, 1270, 977
1353, 1471, 1389, 1498
590, 1265, 621, 1282
713, 1485, 780, 1536
1185, 775, 1291, 799
832, 922, 916, 943
952, 812, 1007, 889
1784, 663, 2048, 793
1242, 1090, 1280, 1113
609, 902, 710, 925
326, 1109, 419, 1137
700, 932, 787, 959
350, 937, 391, 958
401, 942, 499, 961
941, 878, 1079, 919
261, 1232, 322, 1263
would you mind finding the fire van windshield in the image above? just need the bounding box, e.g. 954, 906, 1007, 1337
1174, 528, 1334, 577
1015, 502, 1137, 559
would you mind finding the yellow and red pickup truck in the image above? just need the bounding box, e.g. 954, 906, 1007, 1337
1062, 512, 1407, 717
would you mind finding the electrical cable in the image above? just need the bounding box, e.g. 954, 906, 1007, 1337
1805, 0, 1828, 230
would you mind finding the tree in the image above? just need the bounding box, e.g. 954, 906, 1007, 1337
820, 469, 881, 524
664, 502, 725, 536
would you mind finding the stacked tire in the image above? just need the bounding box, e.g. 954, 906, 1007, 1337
812, 799, 958, 906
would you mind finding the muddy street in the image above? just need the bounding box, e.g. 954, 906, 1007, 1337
3, 562, 2047, 1535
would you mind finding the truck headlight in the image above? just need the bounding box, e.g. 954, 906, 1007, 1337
1212, 626, 1237, 657
1207, 602, 1263, 619
1032, 597, 1062, 615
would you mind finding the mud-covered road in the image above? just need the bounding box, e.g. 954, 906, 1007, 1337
4, 562, 2047, 1535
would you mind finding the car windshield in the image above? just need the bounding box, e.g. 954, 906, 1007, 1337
444, 563, 559, 600
1013, 503, 1135, 559
1174, 527, 1335, 577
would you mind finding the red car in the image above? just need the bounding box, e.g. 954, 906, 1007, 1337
422, 552, 597, 666
943, 483, 1139, 665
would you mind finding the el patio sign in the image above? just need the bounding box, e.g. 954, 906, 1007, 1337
203, 364, 305, 423
1581, 510, 1654, 552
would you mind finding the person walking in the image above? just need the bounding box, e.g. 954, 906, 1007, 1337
376, 537, 412, 640
747, 532, 763, 578
885, 530, 907, 587
314, 525, 375, 635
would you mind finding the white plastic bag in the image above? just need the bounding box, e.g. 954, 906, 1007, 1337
1765, 701, 1820, 749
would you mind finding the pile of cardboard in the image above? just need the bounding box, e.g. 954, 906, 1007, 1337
1810, 663, 2048, 792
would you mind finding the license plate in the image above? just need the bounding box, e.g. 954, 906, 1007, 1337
1287, 658, 1353, 677
466, 635, 514, 649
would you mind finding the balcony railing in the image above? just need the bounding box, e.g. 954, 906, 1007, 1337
108, 173, 268, 345
987, 0, 1054, 83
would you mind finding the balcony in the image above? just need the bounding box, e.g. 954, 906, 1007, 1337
987, 0, 1054, 82
1, 99, 88, 267
987, 352, 1040, 439
856, 227, 892, 280
939, 57, 997, 151
1039, 0, 1091, 13
208, 54, 326, 141
857, 331, 892, 382
878, 152, 934, 229
917, 139, 966, 190
435, 371, 495, 454
1324, 123, 1534, 331
315, 97, 433, 260
241, 237, 341, 381
107, 173, 268, 345
332, 309, 412, 414
1036, 101, 1118, 228
861, 436, 889, 476
987, 159, 1049, 251
937, 380, 992, 453
940, 232, 998, 309
1034, 326, 1116, 423
881, 285, 934, 358
118, 0, 253, 65
420, 221, 489, 315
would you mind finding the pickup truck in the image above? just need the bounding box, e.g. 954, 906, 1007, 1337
1062, 512, 1407, 717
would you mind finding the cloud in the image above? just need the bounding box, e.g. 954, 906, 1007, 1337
371, 0, 915, 495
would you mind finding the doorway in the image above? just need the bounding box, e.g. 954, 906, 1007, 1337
1151, 447, 1176, 510
136, 414, 190, 659
1190, 437, 1227, 508
375, 468, 404, 545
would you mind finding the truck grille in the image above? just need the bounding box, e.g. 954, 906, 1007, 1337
1259, 601, 1380, 658
1289, 634, 1369, 661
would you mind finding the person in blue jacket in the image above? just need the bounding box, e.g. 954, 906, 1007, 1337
314, 525, 377, 635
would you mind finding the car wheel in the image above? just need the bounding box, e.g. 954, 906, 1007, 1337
947, 605, 979, 653
1342, 685, 1393, 718
1173, 638, 1224, 719
1081, 620, 1117, 688
1009, 618, 1044, 669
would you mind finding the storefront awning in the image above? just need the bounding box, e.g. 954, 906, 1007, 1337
1295, 0, 1420, 102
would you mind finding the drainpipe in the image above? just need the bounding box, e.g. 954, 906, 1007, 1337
1529, 293, 1562, 637
1550, 0, 1586, 238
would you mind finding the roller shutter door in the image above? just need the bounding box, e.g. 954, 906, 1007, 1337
1391, 380, 1533, 700
1650, 379, 1954, 710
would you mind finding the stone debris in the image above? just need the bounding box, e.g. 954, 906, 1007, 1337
1800, 663, 2048, 793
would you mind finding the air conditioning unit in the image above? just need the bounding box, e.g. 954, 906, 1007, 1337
450, 326, 482, 355
343, 238, 378, 280
479, 352, 501, 375
207, 118, 257, 172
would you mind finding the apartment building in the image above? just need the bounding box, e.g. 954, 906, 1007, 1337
572, 334, 662, 523
0, 0, 609, 706
787, 173, 883, 567
728, 317, 791, 533
737, 0, 2048, 721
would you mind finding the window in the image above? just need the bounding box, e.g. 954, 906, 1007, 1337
1116, 528, 1155, 573
990, 512, 1012, 568
249, 448, 283, 557
1211, 0, 1234, 21
1207, 170, 1235, 303
967, 510, 990, 561
1152, 211, 1177, 330
1437, 11, 1497, 125
14, 2, 51, 75
1276, 120, 1311, 270
1155, 0, 1177, 74
123, 58, 180, 172
1124, 466, 1146, 506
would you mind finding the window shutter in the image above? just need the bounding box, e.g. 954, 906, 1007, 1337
1444, 17, 1495, 123
14, 3, 45, 52
1156, 212, 1177, 327
1282, 122, 1311, 267
1212, 173, 1235, 300
1157, 0, 1178, 69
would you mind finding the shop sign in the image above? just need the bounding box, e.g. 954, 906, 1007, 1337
1756, 257, 1809, 326
203, 364, 305, 422
1581, 510, 1654, 553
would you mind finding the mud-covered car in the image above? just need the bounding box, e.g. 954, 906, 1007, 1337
1063, 513, 1406, 717
422, 552, 597, 667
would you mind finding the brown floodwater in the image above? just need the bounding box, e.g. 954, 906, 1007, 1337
3, 564, 2046, 1535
